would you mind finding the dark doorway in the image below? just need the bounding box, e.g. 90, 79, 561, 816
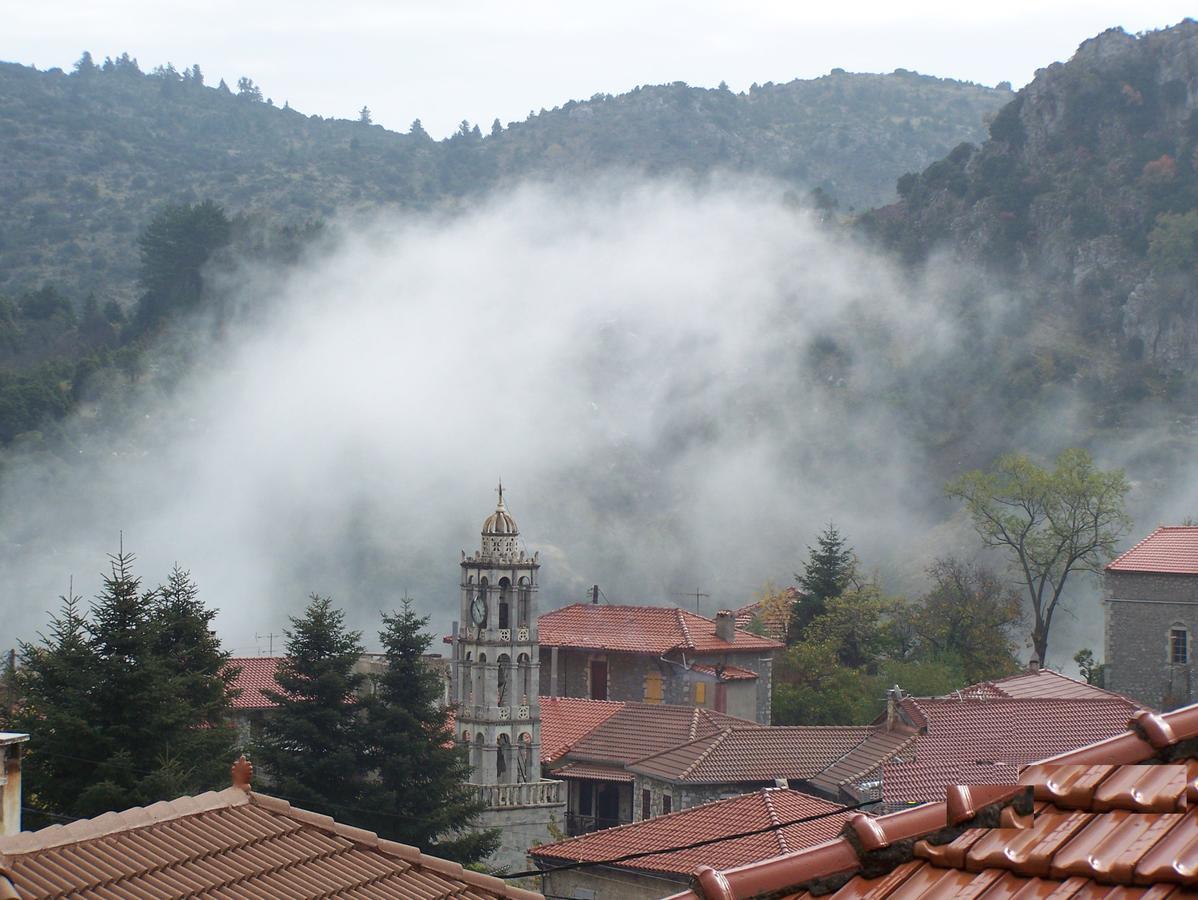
590, 659, 608, 700
596, 783, 620, 828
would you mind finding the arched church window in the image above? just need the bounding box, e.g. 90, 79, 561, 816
472, 732, 484, 772
462, 652, 473, 701
498, 577, 511, 630
517, 577, 531, 627
517, 732, 533, 783
497, 654, 511, 706
476, 653, 487, 700
517, 653, 531, 704
496, 733, 511, 783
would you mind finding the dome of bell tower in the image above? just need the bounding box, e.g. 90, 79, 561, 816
481, 484, 520, 558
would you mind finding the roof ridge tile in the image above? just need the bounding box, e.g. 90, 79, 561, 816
0, 788, 250, 855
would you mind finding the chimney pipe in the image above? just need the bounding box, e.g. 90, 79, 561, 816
591, 584, 599, 604
716, 610, 735, 643
0, 732, 29, 836
1028, 656, 1040, 673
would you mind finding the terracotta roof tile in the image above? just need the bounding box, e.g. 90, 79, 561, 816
0, 788, 540, 899
565, 702, 754, 766
226, 656, 283, 710
551, 762, 634, 782
531, 788, 856, 876
690, 663, 759, 681
882, 697, 1139, 806
957, 668, 1146, 705
629, 726, 874, 784
538, 696, 625, 762
807, 727, 920, 797
733, 590, 797, 643
666, 701, 1198, 900
1106, 525, 1198, 574
537, 604, 782, 654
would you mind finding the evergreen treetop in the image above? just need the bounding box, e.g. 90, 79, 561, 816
254, 595, 368, 818
791, 523, 857, 640
359, 600, 499, 864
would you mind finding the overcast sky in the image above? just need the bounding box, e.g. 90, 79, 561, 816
4, 3, 1196, 137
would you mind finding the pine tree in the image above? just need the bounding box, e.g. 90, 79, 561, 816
149, 565, 238, 785
9, 591, 100, 826
11, 551, 238, 821
360, 601, 499, 864
254, 595, 368, 818
791, 524, 857, 641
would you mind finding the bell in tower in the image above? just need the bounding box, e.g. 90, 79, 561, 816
450, 485, 563, 869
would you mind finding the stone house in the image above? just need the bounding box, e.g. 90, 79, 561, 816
1104, 525, 1198, 709
626, 725, 874, 815
537, 604, 782, 724
543, 701, 752, 835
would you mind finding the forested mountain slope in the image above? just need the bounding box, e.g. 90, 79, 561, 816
0, 55, 1008, 305
863, 20, 1198, 407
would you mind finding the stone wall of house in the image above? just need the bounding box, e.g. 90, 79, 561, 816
538, 648, 773, 723
540, 865, 688, 900
1104, 571, 1198, 710
477, 800, 566, 873
630, 773, 764, 819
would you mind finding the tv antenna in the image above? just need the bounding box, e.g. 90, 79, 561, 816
672, 588, 710, 613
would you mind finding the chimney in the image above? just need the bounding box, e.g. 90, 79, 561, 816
0, 732, 29, 836
1028, 656, 1040, 673
591, 584, 599, 604
715, 610, 735, 643
885, 685, 904, 730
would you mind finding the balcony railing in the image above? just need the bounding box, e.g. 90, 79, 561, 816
471, 779, 564, 809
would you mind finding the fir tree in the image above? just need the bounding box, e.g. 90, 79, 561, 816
9, 591, 100, 826
10, 550, 238, 821
791, 524, 857, 641
360, 601, 499, 864
254, 595, 368, 818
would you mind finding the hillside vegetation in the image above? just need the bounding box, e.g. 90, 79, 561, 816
863, 20, 1198, 413
0, 54, 1009, 306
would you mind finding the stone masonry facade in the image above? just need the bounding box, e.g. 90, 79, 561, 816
539, 648, 771, 723
1104, 570, 1198, 710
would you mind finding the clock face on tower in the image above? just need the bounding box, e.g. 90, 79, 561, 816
470, 594, 487, 626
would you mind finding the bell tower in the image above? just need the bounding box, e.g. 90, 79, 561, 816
450, 486, 562, 868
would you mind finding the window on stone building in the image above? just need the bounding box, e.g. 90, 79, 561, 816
694, 682, 706, 705
498, 578, 511, 630
1171, 627, 1189, 665
518, 577, 531, 626
641, 788, 651, 820
662, 794, 672, 815
589, 657, 608, 701
644, 671, 663, 704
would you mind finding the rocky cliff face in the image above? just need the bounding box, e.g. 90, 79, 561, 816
865, 20, 1198, 382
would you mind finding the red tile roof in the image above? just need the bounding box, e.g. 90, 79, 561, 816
531, 788, 857, 877
565, 702, 754, 766
537, 604, 782, 655
0, 785, 541, 899
881, 696, 1139, 806
226, 656, 285, 710
668, 704, 1198, 900
733, 589, 797, 643
629, 726, 874, 784
956, 666, 1143, 704
538, 696, 625, 762
1106, 524, 1198, 574
806, 726, 920, 798
551, 762, 634, 782
689, 663, 759, 681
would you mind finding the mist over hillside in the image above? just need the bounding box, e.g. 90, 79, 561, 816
5, 23, 1198, 669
